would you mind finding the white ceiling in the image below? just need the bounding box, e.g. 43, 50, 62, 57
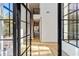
29, 3, 40, 21
29, 3, 39, 9
29, 3, 40, 13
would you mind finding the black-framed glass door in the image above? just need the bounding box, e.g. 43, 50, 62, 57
13, 3, 32, 56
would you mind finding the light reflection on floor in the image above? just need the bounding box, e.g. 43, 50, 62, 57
21, 38, 57, 56
31, 45, 53, 56
21, 44, 57, 56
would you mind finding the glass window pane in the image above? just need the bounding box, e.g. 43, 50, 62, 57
10, 20, 13, 36
69, 40, 76, 46
63, 3, 79, 53
10, 4, 13, 11
77, 3, 79, 9
64, 6, 68, 15
73, 12, 76, 20
64, 15, 68, 19
10, 12, 13, 19
73, 22, 76, 39
78, 23, 79, 39
20, 4, 27, 55
21, 4, 26, 22
0, 4, 3, 19
27, 11, 30, 23
78, 11, 79, 19
3, 39, 13, 56
4, 22, 9, 37
64, 3, 68, 7
27, 24, 30, 35
21, 22, 26, 37
64, 20, 68, 39
69, 13, 73, 20
69, 4, 74, 13
69, 21, 76, 46
20, 37, 26, 55
27, 48, 30, 56
27, 36, 30, 56
3, 7, 9, 19
69, 21, 73, 39
73, 3, 77, 11
27, 36, 30, 47
3, 3, 9, 9
64, 20, 68, 26
78, 40, 79, 47
0, 3, 13, 56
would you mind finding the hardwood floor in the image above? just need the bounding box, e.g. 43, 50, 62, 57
31, 38, 58, 56
21, 38, 58, 56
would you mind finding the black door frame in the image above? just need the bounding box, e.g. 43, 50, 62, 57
13, 3, 21, 56
58, 3, 62, 56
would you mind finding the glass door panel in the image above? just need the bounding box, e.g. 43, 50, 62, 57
20, 4, 27, 56
20, 4, 32, 56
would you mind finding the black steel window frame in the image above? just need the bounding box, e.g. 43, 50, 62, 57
21, 3, 32, 56
13, 3, 32, 56
62, 3, 79, 48
13, 3, 21, 56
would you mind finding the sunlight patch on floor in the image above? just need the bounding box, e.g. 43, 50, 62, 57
21, 45, 54, 56
31, 45, 54, 56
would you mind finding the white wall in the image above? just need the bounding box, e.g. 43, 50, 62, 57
40, 3, 58, 42
62, 41, 79, 56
